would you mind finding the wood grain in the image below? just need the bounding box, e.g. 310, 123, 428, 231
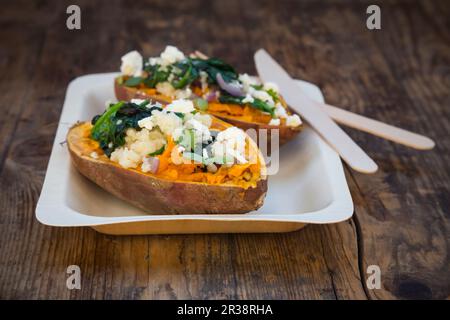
0, 0, 448, 299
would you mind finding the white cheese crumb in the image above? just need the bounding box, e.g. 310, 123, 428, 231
269, 118, 281, 126
212, 127, 248, 164
165, 99, 195, 114
137, 117, 154, 130
120, 50, 143, 77
274, 103, 288, 119
185, 118, 212, 143
131, 98, 146, 105
242, 93, 254, 104
150, 110, 183, 136
156, 81, 175, 97
263, 82, 279, 93
90, 152, 99, 159
286, 114, 302, 127
251, 89, 275, 107
206, 163, 217, 173
175, 87, 192, 99
149, 45, 185, 67
238, 73, 258, 92
199, 71, 208, 91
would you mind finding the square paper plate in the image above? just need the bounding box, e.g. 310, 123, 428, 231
36, 73, 353, 234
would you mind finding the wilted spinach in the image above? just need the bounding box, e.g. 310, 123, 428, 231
219, 94, 275, 117
91, 100, 162, 156
140, 57, 238, 89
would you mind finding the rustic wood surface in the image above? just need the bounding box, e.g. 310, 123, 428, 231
0, 0, 449, 300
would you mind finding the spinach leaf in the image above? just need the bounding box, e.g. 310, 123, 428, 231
91, 100, 162, 156
190, 58, 238, 84
219, 94, 275, 117
143, 64, 171, 88
149, 145, 165, 156
124, 76, 143, 87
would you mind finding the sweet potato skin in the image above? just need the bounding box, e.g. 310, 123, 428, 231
67, 123, 267, 215
114, 79, 302, 145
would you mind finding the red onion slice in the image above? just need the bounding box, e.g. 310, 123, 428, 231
216, 73, 245, 97
148, 156, 160, 174
205, 91, 217, 102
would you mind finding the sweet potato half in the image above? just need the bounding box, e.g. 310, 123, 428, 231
67, 120, 268, 215
114, 79, 302, 146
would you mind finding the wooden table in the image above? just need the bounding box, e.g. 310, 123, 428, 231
0, 0, 448, 300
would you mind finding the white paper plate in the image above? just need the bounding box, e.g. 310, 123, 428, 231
35, 73, 353, 234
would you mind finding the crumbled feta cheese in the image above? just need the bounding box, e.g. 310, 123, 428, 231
156, 81, 176, 97
110, 147, 141, 169
165, 99, 195, 114
131, 98, 146, 105
206, 163, 217, 173
120, 50, 143, 77
242, 93, 254, 104
150, 110, 183, 136
137, 117, 154, 130
174, 87, 192, 99
251, 89, 275, 106
263, 82, 279, 93
238, 73, 258, 92
170, 145, 186, 165
111, 128, 166, 170
90, 152, 99, 159
193, 113, 212, 128
269, 118, 281, 126
212, 127, 248, 164
274, 103, 288, 119
199, 71, 208, 91
286, 114, 302, 127
160, 45, 185, 65
116, 119, 123, 125
185, 118, 212, 143
108, 142, 113, 148
149, 45, 185, 67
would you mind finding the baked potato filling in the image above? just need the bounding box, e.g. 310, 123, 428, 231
117, 46, 302, 127
88, 99, 263, 189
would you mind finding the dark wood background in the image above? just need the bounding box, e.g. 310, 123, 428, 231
0, 0, 449, 300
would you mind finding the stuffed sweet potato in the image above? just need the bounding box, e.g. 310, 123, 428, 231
67, 99, 267, 214
114, 46, 302, 145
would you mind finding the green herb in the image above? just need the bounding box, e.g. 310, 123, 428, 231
219, 94, 275, 117
251, 84, 264, 90
266, 88, 279, 103
143, 64, 171, 87
149, 145, 165, 156
124, 76, 143, 87
90, 100, 162, 156
194, 98, 208, 111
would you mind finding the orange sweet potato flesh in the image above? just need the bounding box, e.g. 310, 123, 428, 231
67, 121, 268, 215
114, 78, 302, 146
